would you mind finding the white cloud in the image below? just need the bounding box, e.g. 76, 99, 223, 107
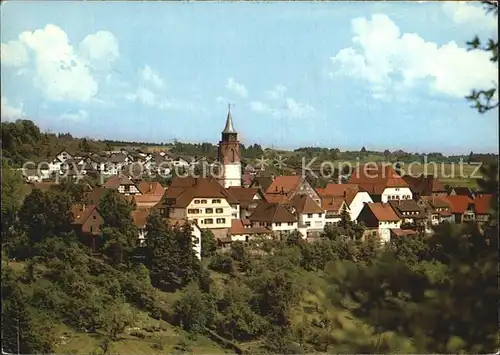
79, 30, 120, 69
283, 98, 315, 118
250, 97, 315, 119
139, 65, 165, 89
216, 96, 228, 104
1, 97, 25, 121
226, 77, 249, 98
61, 109, 88, 121
442, 2, 497, 30
1, 41, 29, 67
1, 24, 120, 103
330, 14, 498, 100
126, 87, 196, 112
265, 84, 287, 100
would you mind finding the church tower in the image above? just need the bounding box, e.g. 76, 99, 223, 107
218, 105, 241, 188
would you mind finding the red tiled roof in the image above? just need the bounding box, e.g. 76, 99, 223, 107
137, 181, 166, 195
402, 175, 446, 195
367, 202, 400, 222
163, 177, 237, 208
443, 195, 473, 214
131, 210, 150, 228
226, 187, 261, 208
229, 219, 272, 235
391, 229, 418, 237
71, 204, 98, 224
348, 165, 408, 194
289, 194, 324, 214
321, 196, 346, 213
249, 202, 297, 223
474, 194, 493, 215
320, 183, 359, 197
133, 194, 164, 209
421, 195, 450, 209
104, 175, 136, 189
266, 176, 302, 194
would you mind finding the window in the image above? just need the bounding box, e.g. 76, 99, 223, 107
204, 218, 214, 224
216, 208, 223, 213
92, 215, 96, 220
201, 199, 207, 204
395, 188, 400, 191
216, 218, 226, 224
188, 209, 200, 214
318, 213, 323, 218
305, 222, 311, 227
288, 222, 294, 226
212, 199, 221, 204
275, 222, 282, 226
307, 213, 313, 218
194, 200, 200, 204
205, 208, 214, 214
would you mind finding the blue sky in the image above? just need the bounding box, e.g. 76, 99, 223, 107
1, 1, 498, 154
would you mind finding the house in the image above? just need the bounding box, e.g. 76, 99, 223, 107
241, 172, 254, 188
419, 196, 454, 226
159, 177, 238, 240
317, 183, 373, 221
248, 202, 299, 238
226, 186, 264, 219
449, 186, 476, 199
473, 194, 493, 224
71, 204, 104, 253
105, 153, 130, 176
227, 219, 273, 243
357, 202, 402, 243
131, 210, 149, 246
390, 229, 418, 238
321, 196, 349, 226
264, 175, 322, 206
443, 195, 475, 223
288, 194, 325, 236
103, 175, 141, 195
129, 181, 166, 209
250, 175, 274, 191
402, 174, 447, 198
348, 164, 413, 203
387, 199, 427, 229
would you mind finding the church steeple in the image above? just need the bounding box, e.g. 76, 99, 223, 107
222, 104, 237, 134
218, 105, 241, 188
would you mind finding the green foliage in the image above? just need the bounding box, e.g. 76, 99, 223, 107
465, 1, 498, 113
144, 213, 201, 291
208, 251, 234, 274
201, 230, 217, 258
18, 188, 73, 248
173, 283, 217, 333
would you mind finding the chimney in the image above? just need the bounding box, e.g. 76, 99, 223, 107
275, 186, 278, 192
281, 187, 284, 195
149, 182, 153, 193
